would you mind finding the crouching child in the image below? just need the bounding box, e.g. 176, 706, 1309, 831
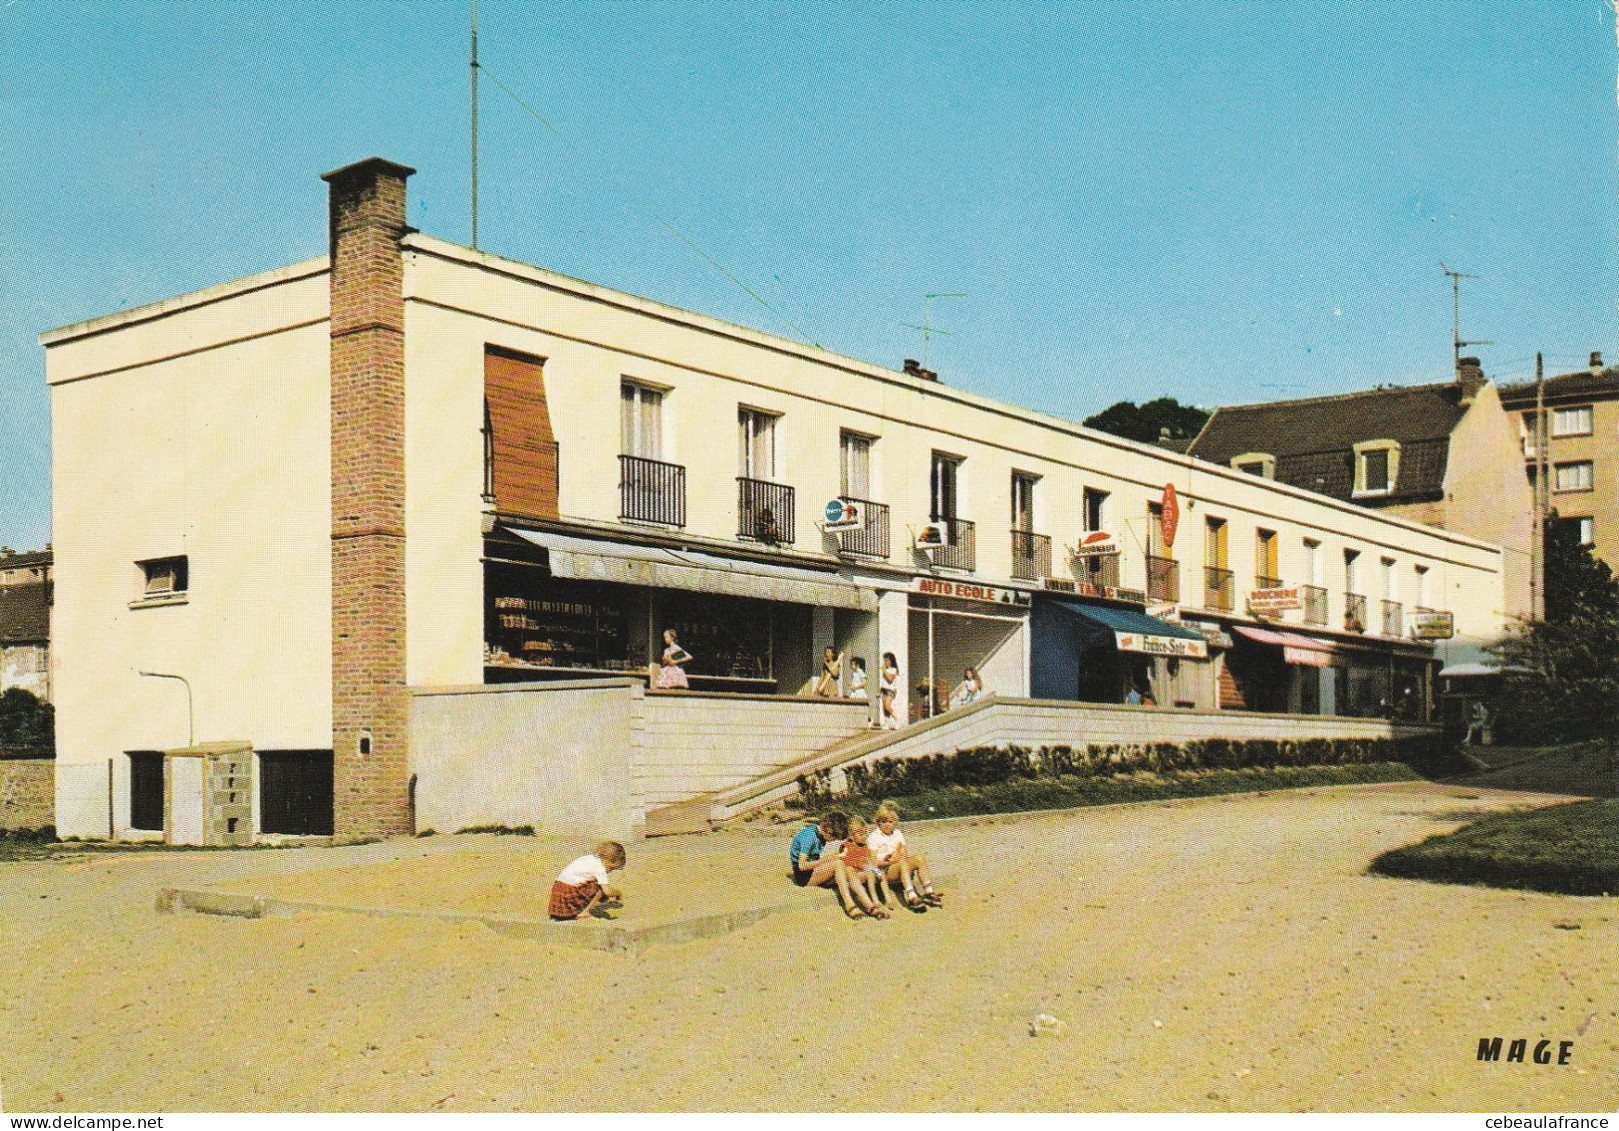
549, 840, 627, 921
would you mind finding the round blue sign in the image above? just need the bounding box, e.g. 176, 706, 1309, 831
825, 499, 846, 523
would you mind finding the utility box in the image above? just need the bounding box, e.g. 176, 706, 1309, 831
164, 741, 254, 847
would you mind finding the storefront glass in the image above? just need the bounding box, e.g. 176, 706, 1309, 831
905, 595, 1026, 720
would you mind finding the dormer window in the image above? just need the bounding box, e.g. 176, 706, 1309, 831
1352, 440, 1401, 497
1229, 452, 1275, 479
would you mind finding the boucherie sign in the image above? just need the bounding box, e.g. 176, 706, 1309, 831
913, 577, 1032, 608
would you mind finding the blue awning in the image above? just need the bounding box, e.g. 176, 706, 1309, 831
1044, 598, 1209, 659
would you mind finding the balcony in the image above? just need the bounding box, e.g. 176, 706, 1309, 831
1204, 566, 1234, 612
1382, 599, 1403, 637
1146, 555, 1180, 603
929, 516, 976, 572
1255, 573, 1283, 591
619, 454, 686, 527
1076, 551, 1121, 591
1302, 584, 1327, 626
1011, 530, 1051, 580
835, 497, 890, 559
737, 477, 796, 546
1344, 592, 1367, 633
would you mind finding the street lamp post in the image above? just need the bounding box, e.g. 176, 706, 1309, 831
137, 670, 194, 747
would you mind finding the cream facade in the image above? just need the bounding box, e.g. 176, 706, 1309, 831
44, 159, 1511, 840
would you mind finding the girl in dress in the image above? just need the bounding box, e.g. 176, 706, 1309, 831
813, 645, 842, 697
656, 628, 691, 689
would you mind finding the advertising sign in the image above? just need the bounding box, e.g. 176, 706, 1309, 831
1249, 587, 1302, 616
1071, 530, 1120, 557
1411, 610, 1455, 639
913, 577, 1032, 608
1145, 603, 1181, 623
1113, 631, 1208, 659
822, 498, 866, 532
914, 521, 949, 549
1160, 483, 1180, 550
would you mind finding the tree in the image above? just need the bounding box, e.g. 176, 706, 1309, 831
0, 687, 54, 754
1487, 514, 1619, 755
1083, 397, 1210, 445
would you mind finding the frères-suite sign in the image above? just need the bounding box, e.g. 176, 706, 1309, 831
912, 577, 1032, 608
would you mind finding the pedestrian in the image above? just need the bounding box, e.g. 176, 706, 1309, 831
655, 628, 692, 689
951, 666, 984, 709
813, 645, 842, 697
879, 652, 901, 730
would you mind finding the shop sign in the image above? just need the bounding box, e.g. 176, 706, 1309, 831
1071, 531, 1120, 557
1249, 587, 1302, 616
914, 521, 950, 549
913, 577, 1032, 608
1185, 622, 1234, 649
1114, 631, 1208, 660
1411, 610, 1455, 640
1160, 484, 1180, 549
822, 498, 866, 532
1146, 603, 1181, 623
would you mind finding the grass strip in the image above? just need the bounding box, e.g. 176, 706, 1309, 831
1369, 798, 1619, 896
817, 761, 1419, 822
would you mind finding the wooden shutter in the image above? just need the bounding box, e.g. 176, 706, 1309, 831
484, 347, 558, 519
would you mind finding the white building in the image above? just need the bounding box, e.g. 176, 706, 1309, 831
43, 159, 1510, 841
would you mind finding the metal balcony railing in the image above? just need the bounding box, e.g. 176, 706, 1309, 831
929, 516, 976, 572
1204, 566, 1234, 611
619, 454, 685, 527
1255, 574, 1283, 591
1147, 555, 1180, 603
1382, 599, 1403, 637
1076, 551, 1121, 591
737, 477, 796, 545
1302, 584, 1327, 626
835, 498, 890, 559
1011, 530, 1051, 580
1344, 592, 1368, 633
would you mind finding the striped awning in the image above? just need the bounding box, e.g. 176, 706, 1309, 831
1232, 624, 1337, 668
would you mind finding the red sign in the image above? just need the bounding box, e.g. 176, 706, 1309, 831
1160, 483, 1180, 550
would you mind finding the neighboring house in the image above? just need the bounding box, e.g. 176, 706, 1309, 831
0, 548, 51, 702
1498, 354, 1618, 572
41, 158, 1510, 842
1188, 360, 1534, 629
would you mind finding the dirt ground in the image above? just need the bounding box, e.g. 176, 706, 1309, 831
2, 781, 1616, 1113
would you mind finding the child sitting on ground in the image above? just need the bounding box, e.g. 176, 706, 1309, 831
869, 802, 941, 908
838, 816, 890, 918
548, 840, 627, 921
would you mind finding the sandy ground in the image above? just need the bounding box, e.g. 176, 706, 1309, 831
2, 781, 1616, 1113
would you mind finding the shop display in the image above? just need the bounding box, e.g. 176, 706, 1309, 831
660, 594, 773, 681
485, 573, 630, 673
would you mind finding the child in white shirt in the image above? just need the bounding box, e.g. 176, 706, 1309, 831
548, 841, 626, 920
868, 804, 940, 909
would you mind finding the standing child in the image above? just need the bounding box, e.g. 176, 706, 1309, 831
548, 841, 627, 921
813, 646, 842, 697
869, 803, 941, 908
656, 628, 692, 689
879, 652, 901, 730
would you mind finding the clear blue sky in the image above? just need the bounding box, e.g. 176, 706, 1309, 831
2, 0, 1614, 551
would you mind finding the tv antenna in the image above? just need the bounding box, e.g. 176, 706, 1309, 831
901, 292, 964, 369
1440, 263, 1492, 367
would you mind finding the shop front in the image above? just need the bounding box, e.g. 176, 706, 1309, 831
485, 528, 876, 695
905, 579, 1030, 720
1216, 622, 1432, 720
1030, 597, 1214, 708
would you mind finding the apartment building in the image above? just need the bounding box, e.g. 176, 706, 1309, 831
0, 548, 52, 702
43, 158, 1510, 841
1499, 355, 1618, 570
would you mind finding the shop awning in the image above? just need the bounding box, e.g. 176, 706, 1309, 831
502, 528, 877, 612
1232, 624, 1337, 668
1047, 599, 1209, 659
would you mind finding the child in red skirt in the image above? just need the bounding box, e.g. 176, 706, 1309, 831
548, 841, 627, 921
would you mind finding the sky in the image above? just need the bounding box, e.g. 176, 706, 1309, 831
2, 0, 1615, 551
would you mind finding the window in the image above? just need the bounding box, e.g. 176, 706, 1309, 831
1256, 529, 1279, 582
1352, 440, 1401, 496
930, 452, 962, 520
1204, 518, 1228, 570
620, 382, 664, 460
139, 556, 188, 597
1011, 472, 1038, 531
1381, 557, 1397, 601
1147, 502, 1165, 556
738, 408, 778, 480
1521, 412, 1542, 457
839, 431, 873, 498
1559, 516, 1596, 547
1082, 488, 1108, 532
1303, 538, 1322, 585
1229, 452, 1275, 479
1344, 548, 1360, 592
1554, 461, 1594, 492
1415, 564, 1431, 608
1553, 406, 1593, 437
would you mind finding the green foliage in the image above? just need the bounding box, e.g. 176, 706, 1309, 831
1488, 516, 1619, 749
0, 688, 53, 756
1369, 798, 1619, 896
1082, 397, 1210, 445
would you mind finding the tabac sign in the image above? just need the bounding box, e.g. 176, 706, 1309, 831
1159, 483, 1180, 550
913, 577, 1032, 608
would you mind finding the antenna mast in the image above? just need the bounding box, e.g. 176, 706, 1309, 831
470, 0, 479, 250
901, 292, 965, 369
1440, 263, 1491, 369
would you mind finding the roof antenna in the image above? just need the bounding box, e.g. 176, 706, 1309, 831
1440, 263, 1491, 370
901, 292, 964, 370
470, 0, 480, 250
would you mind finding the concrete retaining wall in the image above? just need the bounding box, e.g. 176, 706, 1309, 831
0, 758, 55, 831
633, 692, 870, 808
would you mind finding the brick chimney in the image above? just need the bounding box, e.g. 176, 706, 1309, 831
1455, 355, 1486, 403
321, 157, 415, 839
1591, 351, 1604, 375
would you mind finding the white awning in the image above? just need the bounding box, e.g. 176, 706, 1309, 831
504, 528, 877, 612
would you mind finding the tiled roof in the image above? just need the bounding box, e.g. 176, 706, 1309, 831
0, 549, 51, 570
0, 582, 49, 644
1498, 368, 1619, 407
1189, 383, 1468, 505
